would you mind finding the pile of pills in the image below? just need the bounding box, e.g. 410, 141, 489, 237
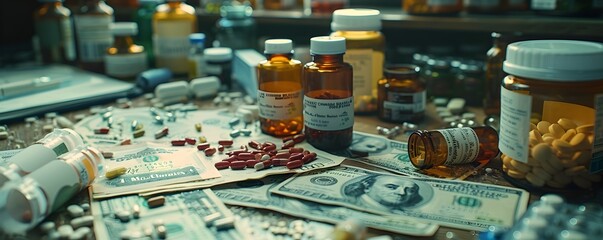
39, 203, 94, 240
209, 134, 318, 171
502, 118, 601, 189
500, 194, 603, 240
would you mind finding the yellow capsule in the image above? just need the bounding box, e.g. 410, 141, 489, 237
195, 123, 202, 132
198, 136, 207, 143
105, 167, 127, 179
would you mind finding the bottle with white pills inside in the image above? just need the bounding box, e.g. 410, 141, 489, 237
499, 40, 603, 191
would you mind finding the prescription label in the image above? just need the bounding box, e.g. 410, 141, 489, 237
153, 21, 193, 58
105, 53, 148, 78
499, 88, 532, 163
437, 127, 479, 165
303, 96, 354, 131
74, 15, 113, 62
258, 90, 302, 120
384, 91, 426, 120
344, 49, 374, 98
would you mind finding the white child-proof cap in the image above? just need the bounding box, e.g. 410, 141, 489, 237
503, 40, 603, 81
111, 22, 138, 36
331, 9, 381, 31
310, 36, 346, 55
204, 47, 233, 62
264, 39, 293, 54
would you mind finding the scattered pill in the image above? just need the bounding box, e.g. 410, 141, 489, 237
94, 127, 110, 134
154, 127, 169, 139
171, 139, 186, 146
70, 215, 94, 229
214, 216, 235, 230
40, 221, 55, 233
229, 129, 241, 138
286, 160, 303, 169
230, 160, 247, 170
156, 225, 167, 239
105, 167, 127, 179
101, 151, 114, 158
229, 118, 240, 127
203, 212, 222, 226
240, 128, 252, 136
147, 196, 166, 208
67, 205, 84, 218
204, 147, 217, 156
58, 225, 74, 239
133, 129, 145, 138
218, 139, 234, 147
195, 123, 203, 132
215, 161, 230, 169
198, 136, 208, 143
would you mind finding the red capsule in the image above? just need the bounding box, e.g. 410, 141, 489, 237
289, 153, 303, 161
227, 149, 248, 156
154, 127, 169, 139
246, 160, 259, 168
223, 156, 237, 162
218, 145, 225, 152
218, 139, 234, 147
248, 140, 261, 149
262, 142, 276, 148
197, 143, 210, 151
293, 134, 305, 143
262, 144, 277, 152
185, 138, 197, 145
289, 147, 304, 153
302, 152, 317, 163
272, 158, 289, 166
254, 159, 272, 170
214, 161, 230, 170
236, 153, 254, 160
282, 140, 295, 149
204, 147, 217, 156
94, 127, 110, 134
286, 159, 303, 169
230, 160, 246, 170
282, 136, 293, 143
275, 152, 291, 159
171, 140, 186, 146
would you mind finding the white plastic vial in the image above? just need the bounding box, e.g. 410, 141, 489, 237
105, 22, 148, 79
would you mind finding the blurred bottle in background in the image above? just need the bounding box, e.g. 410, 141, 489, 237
214, 3, 257, 50
105, 22, 148, 80
133, 0, 161, 67
73, 0, 114, 73
33, 0, 76, 65
153, 0, 197, 75
188, 33, 207, 79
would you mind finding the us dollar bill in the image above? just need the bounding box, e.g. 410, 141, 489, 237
327, 131, 489, 180
212, 174, 439, 236
271, 165, 529, 231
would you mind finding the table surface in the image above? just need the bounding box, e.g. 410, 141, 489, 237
1, 91, 600, 240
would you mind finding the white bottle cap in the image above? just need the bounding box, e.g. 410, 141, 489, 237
310, 36, 346, 55
503, 40, 603, 81
204, 47, 233, 62
331, 9, 381, 31
190, 76, 221, 99
264, 39, 293, 54
110, 22, 138, 36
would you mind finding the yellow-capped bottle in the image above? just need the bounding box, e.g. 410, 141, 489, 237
330, 9, 385, 114
257, 39, 303, 137
153, 0, 197, 75
33, 0, 76, 64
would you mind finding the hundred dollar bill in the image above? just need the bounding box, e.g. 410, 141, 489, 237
212, 174, 439, 236
92, 142, 220, 199
327, 131, 489, 180
92, 188, 243, 240
271, 165, 529, 231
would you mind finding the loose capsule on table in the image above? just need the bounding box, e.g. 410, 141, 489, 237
204, 147, 217, 156
105, 167, 127, 179
230, 161, 247, 170
218, 139, 234, 147
195, 123, 203, 132
147, 196, 165, 208
171, 139, 186, 146
154, 127, 169, 139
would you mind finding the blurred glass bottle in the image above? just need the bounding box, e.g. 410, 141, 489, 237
330, 8, 385, 115
264, 0, 296, 10
33, 0, 76, 65
456, 61, 484, 107
73, 0, 114, 73
188, 33, 207, 79
214, 4, 257, 50
377, 64, 425, 123
257, 39, 303, 137
105, 22, 148, 80
422, 58, 454, 99
153, 0, 197, 75
133, 0, 161, 67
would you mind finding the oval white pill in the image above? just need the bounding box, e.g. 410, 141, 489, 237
557, 118, 577, 131
548, 123, 565, 139
536, 121, 551, 134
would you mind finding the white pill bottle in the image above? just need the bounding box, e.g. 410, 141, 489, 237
499, 40, 603, 191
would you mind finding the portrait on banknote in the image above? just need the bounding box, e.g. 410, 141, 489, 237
342, 173, 434, 213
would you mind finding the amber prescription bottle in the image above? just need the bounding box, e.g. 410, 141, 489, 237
377, 64, 425, 123
303, 36, 354, 151
499, 40, 603, 189
105, 22, 148, 80
403, 0, 463, 15
408, 126, 499, 169
257, 39, 303, 137
73, 0, 114, 73
330, 8, 385, 114
152, 0, 197, 75
34, 0, 76, 65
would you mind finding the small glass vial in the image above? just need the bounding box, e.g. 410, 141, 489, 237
264, 0, 296, 10
0, 146, 103, 233
214, 4, 257, 50
153, 0, 197, 75
455, 62, 484, 106
257, 39, 303, 137
33, 0, 76, 65
330, 8, 385, 115
403, 0, 463, 15
188, 33, 207, 79
377, 64, 425, 123
408, 126, 500, 169
499, 40, 603, 189
0, 128, 84, 188
422, 58, 454, 99
303, 36, 353, 151
105, 22, 148, 80
310, 0, 349, 14
204, 47, 233, 90
73, 0, 114, 73
132, 0, 161, 66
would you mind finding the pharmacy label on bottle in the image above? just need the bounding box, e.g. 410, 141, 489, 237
74, 15, 113, 62
499, 88, 532, 163
384, 90, 426, 120
344, 49, 373, 97
258, 90, 302, 120
437, 127, 479, 165
303, 96, 354, 131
